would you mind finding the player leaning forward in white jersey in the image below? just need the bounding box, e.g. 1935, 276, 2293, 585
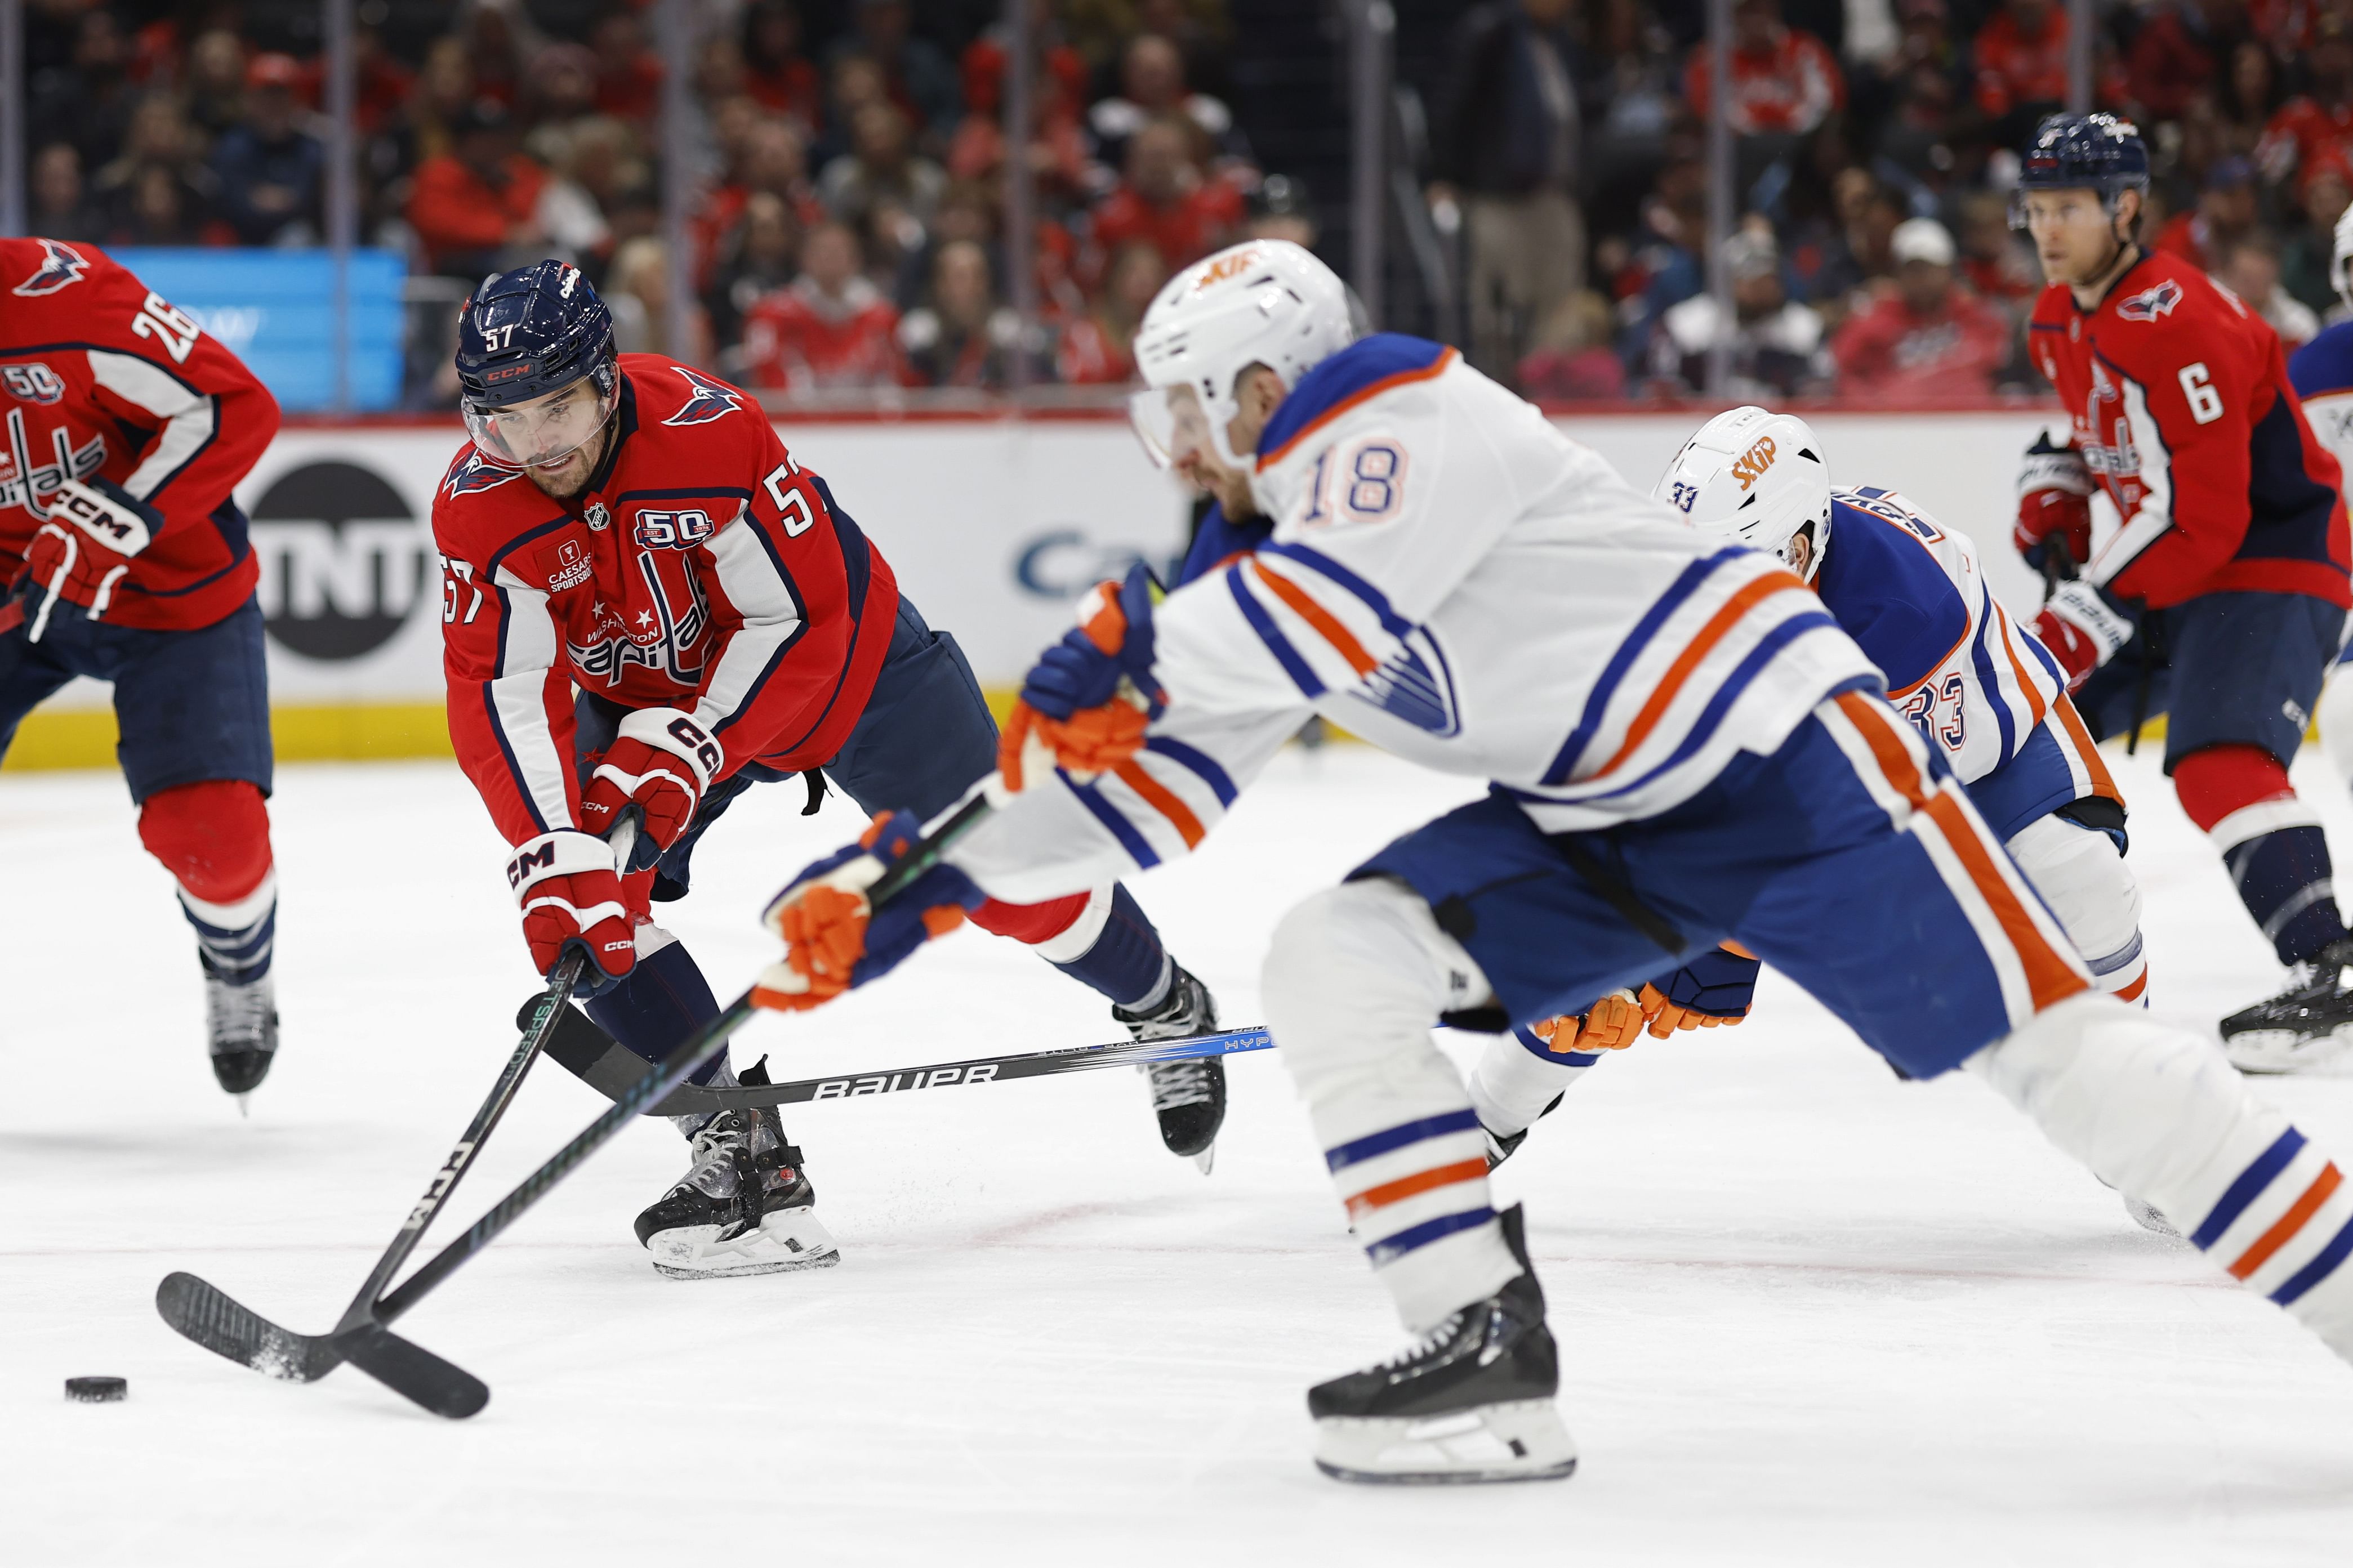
746, 240, 2353, 1484
1466, 409, 2168, 1231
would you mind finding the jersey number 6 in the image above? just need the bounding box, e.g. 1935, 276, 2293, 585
2180, 363, 2223, 425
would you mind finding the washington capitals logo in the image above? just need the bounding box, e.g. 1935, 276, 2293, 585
444, 449, 522, 498
663, 367, 743, 427
2116, 280, 2183, 323
11, 239, 90, 298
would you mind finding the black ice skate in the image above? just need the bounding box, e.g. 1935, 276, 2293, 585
633, 1064, 839, 1279
1115, 963, 1225, 1171
203, 964, 278, 1102
1307, 1205, 1578, 1485
2220, 938, 2353, 1075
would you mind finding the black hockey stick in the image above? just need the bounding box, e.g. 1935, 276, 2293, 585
528, 995, 1271, 1115
157, 816, 639, 1415
165, 796, 992, 1419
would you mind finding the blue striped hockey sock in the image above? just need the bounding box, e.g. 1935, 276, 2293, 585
179, 873, 277, 984
2212, 812, 2346, 964
1045, 883, 1173, 1011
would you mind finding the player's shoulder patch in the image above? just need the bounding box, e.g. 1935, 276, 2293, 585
662, 364, 746, 427
2115, 278, 2184, 323
10, 238, 92, 298
442, 446, 524, 501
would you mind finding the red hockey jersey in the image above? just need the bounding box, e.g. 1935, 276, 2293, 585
433, 356, 901, 847
0, 237, 280, 631
2026, 249, 2351, 610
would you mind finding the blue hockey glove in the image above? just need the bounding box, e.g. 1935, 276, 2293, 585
1638, 944, 1762, 1037
752, 810, 986, 1011
1000, 563, 1167, 789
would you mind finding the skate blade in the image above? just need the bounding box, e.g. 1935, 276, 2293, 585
648, 1206, 841, 1280
2223, 1025, 2353, 1076
1312, 1399, 1578, 1486
2122, 1193, 2180, 1238
1193, 1144, 1215, 1176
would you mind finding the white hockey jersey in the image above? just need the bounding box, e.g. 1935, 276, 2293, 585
1813, 485, 2071, 789
947, 335, 1883, 904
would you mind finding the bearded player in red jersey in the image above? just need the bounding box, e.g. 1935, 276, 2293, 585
2010, 115, 2353, 1072
434, 261, 1225, 1279
0, 238, 286, 1101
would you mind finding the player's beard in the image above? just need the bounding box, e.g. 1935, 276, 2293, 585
524, 421, 612, 501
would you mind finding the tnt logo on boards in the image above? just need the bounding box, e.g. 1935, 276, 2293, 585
249, 460, 431, 661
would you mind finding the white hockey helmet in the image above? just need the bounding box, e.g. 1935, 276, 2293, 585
2332, 200, 2353, 312
1128, 238, 1361, 472
1654, 405, 1835, 580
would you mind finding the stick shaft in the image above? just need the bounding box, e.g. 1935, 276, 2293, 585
372, 796, 992, 1325
336, 815, 638, 1330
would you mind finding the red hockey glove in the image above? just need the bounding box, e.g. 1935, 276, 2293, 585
999, 565, 1165, 792
2030, 579, 2135, 693
579, 707, 723, 866
752, 810, 986, 1012
507, 829, 640, 994
2013, 434, 2094, 577
11, 477, 158, 641
1521, 990, 1646, 1053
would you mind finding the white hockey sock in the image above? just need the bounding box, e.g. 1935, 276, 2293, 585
1971, 994, 2353, 1356
1263, 879, 1523, 1333
1468, 1031, 1602, 1138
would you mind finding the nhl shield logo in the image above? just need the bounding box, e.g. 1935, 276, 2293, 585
2116, 280, 2183, 322
585, 501, 610, 531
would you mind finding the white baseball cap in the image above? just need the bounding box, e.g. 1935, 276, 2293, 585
1891, 216, 1957, 267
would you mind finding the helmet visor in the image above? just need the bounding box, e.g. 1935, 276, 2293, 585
463, 373, 619, 469
1127, 383, 1216, 471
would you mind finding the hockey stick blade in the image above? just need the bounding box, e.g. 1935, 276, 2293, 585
156, 1270, 482, 1417
340, 1324, 488, 1418
157, 1271, 341, 1382
529, 997, 1274, 1114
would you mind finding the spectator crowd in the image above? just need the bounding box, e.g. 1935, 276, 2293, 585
15, 0, 1282, 402
1436, 0, 2353, 402
20, 0, 2353, 405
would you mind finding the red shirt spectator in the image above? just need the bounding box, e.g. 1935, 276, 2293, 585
1055, 240, 1167, 384
405, 104, 547, 274
741, 222, 911, 392
1830, 219, 2012, 398
742, 0, 824, 135
1682, 0, 1845, 136
2250, 0, 2320, 59
2154, 160, 2260, 272
2125, 2, 2216, 123
591, 11, 663, 125
2258, 26, 2353, 185
1973, 0, 2073, 118
1089, 118, 1244, 280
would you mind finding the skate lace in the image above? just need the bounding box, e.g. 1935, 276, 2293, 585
1147, 1058, 1216, 1111
681, 1115, 750, 1198
1373, 1311, 1467, 1372
205, 975, 274, 1051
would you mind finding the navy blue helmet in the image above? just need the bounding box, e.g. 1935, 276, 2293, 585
455, 260, 620, 467
2016, 113, 2150, 209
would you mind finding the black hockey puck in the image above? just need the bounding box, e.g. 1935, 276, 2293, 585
65, 1376, 127, 1402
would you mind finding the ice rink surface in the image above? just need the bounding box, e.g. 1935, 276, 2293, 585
8, 739, 2353, 1566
